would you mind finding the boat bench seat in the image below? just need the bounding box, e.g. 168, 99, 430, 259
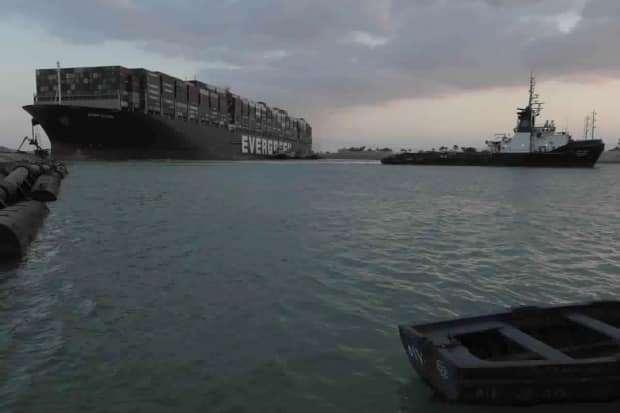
433, 321, 507, 339
565, 313, 620, 341
434, 321, 574, 363
498, 325, 573, 362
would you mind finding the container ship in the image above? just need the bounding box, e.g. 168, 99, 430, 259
23, 64, 312, 160
382, 75, 604, 167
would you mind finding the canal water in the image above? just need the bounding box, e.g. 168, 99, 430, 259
1, 161, 619, 412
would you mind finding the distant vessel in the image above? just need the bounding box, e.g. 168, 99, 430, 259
322, 146, 393, 160
598, 139, 620, 163
23, 64, 313, 160
382, 75, 604, 167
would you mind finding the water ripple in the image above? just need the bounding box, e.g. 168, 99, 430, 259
1, 162, 619, 412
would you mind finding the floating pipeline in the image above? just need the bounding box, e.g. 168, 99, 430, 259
30, 162, 66, 202
0, 166, 31, 205
0, 151, 68, 260
0, 201, 49, 259
31, 173, 62, 202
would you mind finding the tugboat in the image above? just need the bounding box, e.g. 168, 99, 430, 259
382, 75, 605, 167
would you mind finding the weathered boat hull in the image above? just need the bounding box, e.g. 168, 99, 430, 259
399, 301, 620, 405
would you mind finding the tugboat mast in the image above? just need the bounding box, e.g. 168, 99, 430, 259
56, 61, 62, 104
591, 110, 597, 140
528, 73, 535, 108
528, 73, 540, 152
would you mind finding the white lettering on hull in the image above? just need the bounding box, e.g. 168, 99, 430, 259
249, 136, 256, 154
241, 135, 293, 155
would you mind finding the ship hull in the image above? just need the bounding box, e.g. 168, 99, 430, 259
23, 104, 311, 160
381, 140, 605, 167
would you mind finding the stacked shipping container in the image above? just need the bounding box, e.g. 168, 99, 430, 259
188, 84, 199, 121
34, 65, 311, 144
218, 89, 227, 125
35, 66, 136, 110
159, 73, 176, 117
198, 88, 210, 123
125, 72, 141, 110
231, 95, 242, 126
241, 99, 249, 128
174, 80, 188, 119
143, 71, 161, 114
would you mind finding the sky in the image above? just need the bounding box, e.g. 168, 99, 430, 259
1, 0, 619, 151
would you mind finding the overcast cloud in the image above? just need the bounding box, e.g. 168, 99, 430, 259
3, 0, 620, 119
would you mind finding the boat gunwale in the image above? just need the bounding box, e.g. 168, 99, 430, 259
399, 301, 620, 367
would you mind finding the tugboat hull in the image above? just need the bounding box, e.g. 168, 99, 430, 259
382, 140, 605, 167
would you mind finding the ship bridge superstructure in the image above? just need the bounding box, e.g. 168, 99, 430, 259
486, 75, 571, 154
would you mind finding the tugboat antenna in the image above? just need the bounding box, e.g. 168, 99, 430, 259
528, 72, 535, 109
56, 61, 62, 104
527, 72, 541, 152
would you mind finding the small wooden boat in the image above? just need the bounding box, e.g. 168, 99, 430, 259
399, 301, 620, 405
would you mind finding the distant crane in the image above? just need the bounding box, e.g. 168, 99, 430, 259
584, 110, 597, 140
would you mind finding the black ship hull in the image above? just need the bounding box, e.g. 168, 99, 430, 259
381, 140, 605, 167
23, 104, 312, 160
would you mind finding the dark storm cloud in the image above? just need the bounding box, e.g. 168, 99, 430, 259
4, 0, 620, 114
